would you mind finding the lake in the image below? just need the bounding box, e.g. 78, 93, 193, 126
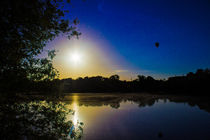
64, 93, 210, 140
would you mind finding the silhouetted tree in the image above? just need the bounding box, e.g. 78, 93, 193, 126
0, 0, 80, 93
137, 75, 146, 82
109, 75, 120, 81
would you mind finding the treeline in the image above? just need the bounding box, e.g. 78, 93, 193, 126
61, 69, 210, 96
1, 69, 209, 96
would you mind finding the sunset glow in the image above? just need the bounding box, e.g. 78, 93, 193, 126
49, 37, 139, 80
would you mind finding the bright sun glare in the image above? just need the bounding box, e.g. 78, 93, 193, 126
70, 52, 81, 64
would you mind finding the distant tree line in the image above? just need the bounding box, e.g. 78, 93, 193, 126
61, 69, 210, 96
1, 68, 209, 96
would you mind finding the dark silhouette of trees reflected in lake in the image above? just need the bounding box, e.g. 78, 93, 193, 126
63, 93, 210, 113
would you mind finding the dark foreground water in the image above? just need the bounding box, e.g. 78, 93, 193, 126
64, 93, 210, 140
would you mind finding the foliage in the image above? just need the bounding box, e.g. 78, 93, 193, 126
0, 101, 83, 139
27, 50, 59, 81
0, 0, 80, 93
109, 75, 120, 81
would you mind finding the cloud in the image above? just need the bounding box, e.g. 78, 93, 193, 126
114, 69, 129, 73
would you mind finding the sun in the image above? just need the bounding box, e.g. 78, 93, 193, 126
71, 53, 81, 63
69, 52, 82, 66
65, 49, 85, 68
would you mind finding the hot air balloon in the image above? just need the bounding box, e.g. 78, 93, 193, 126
155, 42, 159, 48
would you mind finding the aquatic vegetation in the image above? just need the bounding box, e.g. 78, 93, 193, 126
0, 101, 83, 140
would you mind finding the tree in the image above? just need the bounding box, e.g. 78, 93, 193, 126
146, 76, 154, 81
137, 75, 146, 82
109, 75, 120, 81
0, 0, 80, 93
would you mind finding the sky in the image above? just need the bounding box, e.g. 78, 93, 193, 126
46, 0, 210, 80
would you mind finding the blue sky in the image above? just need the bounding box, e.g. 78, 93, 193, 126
54, 0, 210, 79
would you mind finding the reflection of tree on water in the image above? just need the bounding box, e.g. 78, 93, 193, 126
0, 101, 83, 140
64, 94, 210, 113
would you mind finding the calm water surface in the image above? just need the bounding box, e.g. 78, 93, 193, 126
64, 93, 210, 140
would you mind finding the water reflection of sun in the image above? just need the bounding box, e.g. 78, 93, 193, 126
72, 95, 79, 125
